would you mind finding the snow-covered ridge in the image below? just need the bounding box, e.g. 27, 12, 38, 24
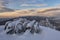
0, 18, 60, 40
0, 16, 60, 31
4, 17, 60, 35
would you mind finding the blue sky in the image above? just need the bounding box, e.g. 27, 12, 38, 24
5, 0, 60, 9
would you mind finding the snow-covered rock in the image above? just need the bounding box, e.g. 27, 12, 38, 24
4, 20, 25, 34
26, 20, 36, 28
34, 22, 41, 33
4, 18, 42, 34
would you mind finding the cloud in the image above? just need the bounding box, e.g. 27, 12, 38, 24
0, 0, 14, 13
0, 0, 8, 7
20, 4, 47, 7
0, 0, 5, 7
55, 4, 60, 7
50, 4, 60, 8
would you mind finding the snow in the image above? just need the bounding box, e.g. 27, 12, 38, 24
26, 20, 36, 28
0, 25, 60, 40
41, 26, 60, 40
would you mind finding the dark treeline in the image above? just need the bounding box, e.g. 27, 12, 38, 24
0, 16, 56, 25
0, 18, 14, 25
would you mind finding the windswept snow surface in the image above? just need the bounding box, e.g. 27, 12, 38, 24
0, 25, 60, 40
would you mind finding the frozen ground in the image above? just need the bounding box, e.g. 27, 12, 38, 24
0, 25, 60, 40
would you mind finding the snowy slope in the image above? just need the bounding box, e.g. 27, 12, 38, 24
0, 25, 60, 40
39, 26, 60, 40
